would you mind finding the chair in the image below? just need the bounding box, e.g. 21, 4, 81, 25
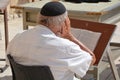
0, 0, 9, 49
7, 54, 54, 80
0, 0, 10, 73
10, 0, 35, 18
70, 18, 119, 80
10, 0, 40, 9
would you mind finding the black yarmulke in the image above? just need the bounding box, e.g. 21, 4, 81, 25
40, 1, 66, 16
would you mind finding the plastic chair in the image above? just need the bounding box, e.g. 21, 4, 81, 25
70, 18, 119, 80
0, 0, 9, 50
7, 54, 54, 80
0, 0, 10, 73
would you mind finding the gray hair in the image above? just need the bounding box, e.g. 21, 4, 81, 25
37, 11, 68, 27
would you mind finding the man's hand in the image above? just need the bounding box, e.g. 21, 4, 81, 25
60, 17, 72, 39
59, 17, 96, 65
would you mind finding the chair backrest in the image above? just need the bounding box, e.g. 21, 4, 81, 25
7, 54, 54, 80
70, 18, 116, 65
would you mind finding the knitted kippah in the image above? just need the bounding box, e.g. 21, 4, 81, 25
40, 1, 66, 16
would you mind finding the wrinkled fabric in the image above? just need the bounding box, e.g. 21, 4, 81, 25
7, 25, 92, 80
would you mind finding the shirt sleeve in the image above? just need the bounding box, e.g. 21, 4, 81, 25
66, 44, 92, 78
6, 34, 21, 65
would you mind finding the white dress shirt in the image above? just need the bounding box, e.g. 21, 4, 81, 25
7, 25, 92, 80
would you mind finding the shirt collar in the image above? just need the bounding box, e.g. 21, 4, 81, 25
35, 25, 56, 36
